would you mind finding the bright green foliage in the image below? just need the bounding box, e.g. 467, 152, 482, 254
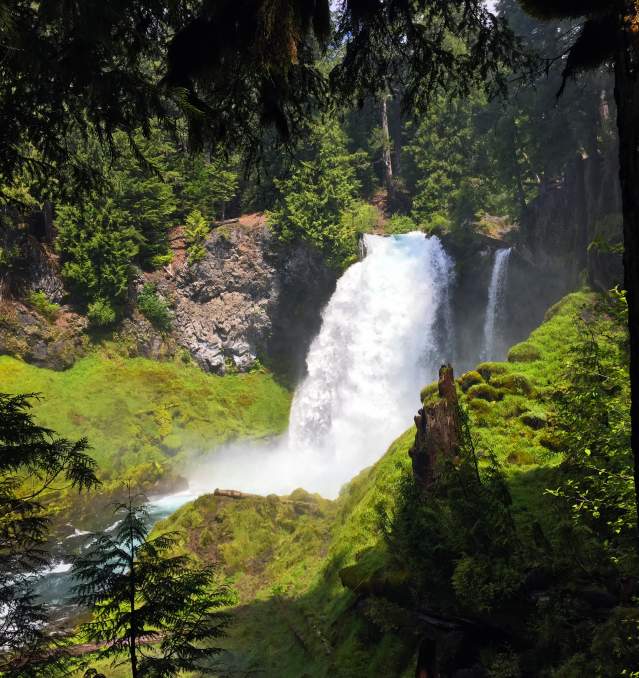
87, 298, 117, 328
56, 200, 138, 318
269, 120, 362, 269
0, 393, 98, 675
184, 209, 211, 265
26, 291, 60, 321
385, 214, 417, 234
73, 500, 232, 678
137, 283, 171, 331
153, 290, 638, 677
177, 154, 239, 222
0, 354, 291, 495
404, 92, 512, 230
108, 131, 179, 269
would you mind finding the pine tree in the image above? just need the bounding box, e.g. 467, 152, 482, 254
0, 392, 98, 675
72, 498, 232, 678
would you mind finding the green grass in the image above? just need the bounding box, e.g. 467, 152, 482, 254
0, 353, 291, 492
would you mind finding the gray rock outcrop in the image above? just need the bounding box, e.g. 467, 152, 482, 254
155, 220, 336, 378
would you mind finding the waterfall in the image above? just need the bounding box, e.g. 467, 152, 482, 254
481, 247, 512, 362
190, 233, 455, 499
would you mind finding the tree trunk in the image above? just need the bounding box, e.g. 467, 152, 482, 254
128, 514, 139, 678
614, 26, 639, 547
381, 94, 394, 199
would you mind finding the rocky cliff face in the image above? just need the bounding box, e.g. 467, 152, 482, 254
146, 218, 336, 380
0, 217, 336, 381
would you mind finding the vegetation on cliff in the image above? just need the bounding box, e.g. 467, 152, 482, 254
152, 290, 636, 676
0, 353, 291, 516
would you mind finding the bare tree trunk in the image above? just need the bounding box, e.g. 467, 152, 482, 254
614, 26, 639, 548
381, 94, 394, 199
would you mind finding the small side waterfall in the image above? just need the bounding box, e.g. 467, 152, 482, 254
191, 233, 455, 498
481, 247, 512, 362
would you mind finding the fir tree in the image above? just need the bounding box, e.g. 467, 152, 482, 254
0, 392, 98, 675
72, 498, 232, 678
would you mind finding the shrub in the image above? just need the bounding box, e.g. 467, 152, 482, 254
386, 214, 417, 234
87, 298, 117, 327
459, 370, 483, 392
491, 373, 533, 396
508, 342, 541, 363
137, 283, 171, 331
466, 383, 503, 402
184, 209, 210, 265
27, 290, 60, 320
150, 251, 174, 269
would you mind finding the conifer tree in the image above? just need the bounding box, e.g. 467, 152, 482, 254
0, 392, 98, 675
72, 498, 232, 678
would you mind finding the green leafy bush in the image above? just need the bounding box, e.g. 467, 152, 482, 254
386, 214, 417, 234
491, 372, 533, 396
87, 298, 117, 327
27, 291, 60, 320
56, 200, 138, 316
184, 209, 210, 265
137, 283, 171, 331
268, 119, 361, 270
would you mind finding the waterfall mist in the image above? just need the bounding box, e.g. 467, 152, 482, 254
481, 247, 512, 362
187, 233, 454, 499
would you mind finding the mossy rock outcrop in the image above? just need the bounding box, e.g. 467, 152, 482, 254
508, 342, 541, 363
476, 361, 509, 381
491, 373, 533, 396
466, 383, 503, 402
459, 370, 483, 392
520, 411, 547, 430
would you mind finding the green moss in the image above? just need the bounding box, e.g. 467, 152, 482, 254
491, 373, 533, 396
0, 353, 291, 489
459, 370, 483, 392
476, 361, 508, 381
420, 381, 438, 403
519, 411, 547, 430
466, 383, 503, 402
507, 341, 541, 363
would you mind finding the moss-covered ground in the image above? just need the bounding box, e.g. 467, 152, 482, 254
0, 353, 291, 521
151, 291, 597, 677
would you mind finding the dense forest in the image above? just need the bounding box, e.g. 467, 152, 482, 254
0, 1, 637, 677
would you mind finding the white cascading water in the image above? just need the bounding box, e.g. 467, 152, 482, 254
481, 247, 512, 362
187, 232, 454, 499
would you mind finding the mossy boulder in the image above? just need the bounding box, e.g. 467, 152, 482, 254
466, 383, 503, 402
520, 411, 547, 430
459, 370, 483, 392
491, 373, 533, 396
469, 398, 492, 414
508, 342, 541, 363
539, 432, 562, 451
476, 361, 509, 381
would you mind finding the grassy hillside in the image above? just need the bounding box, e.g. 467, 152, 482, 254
154, 290, 611, 676
0, 353, 291, 510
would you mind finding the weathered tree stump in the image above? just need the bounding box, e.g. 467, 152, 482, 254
409, 364, 461, 488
